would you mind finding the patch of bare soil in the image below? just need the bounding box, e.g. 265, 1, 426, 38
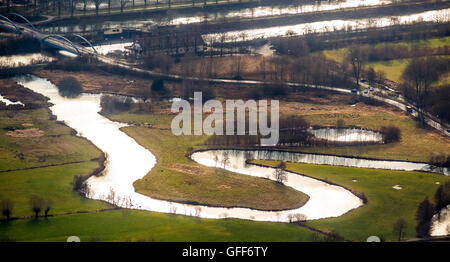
168, 163, 206, 176
6, 128, 44, 138
35, 70, 154, 97
217, 185, 232, 190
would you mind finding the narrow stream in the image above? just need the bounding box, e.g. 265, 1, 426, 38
12, 75, 449, 235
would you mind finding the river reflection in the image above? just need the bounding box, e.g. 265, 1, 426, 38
204, 8, 450, 42
309, 127, 383, 143
43, 0, 394, 33
199, 149, 449, 175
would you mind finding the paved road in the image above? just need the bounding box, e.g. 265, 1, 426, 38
1, 19, 448, 136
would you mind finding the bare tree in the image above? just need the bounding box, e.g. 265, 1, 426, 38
1, 199, 14, 221
123, 196, 133, 208
44, 199, 53, 217
29, 195, 45, 218
346, 45, 367, 88
402, 57, 441, 125
287, 213, 306, 223
219, 32, 227, 56
119, 0, 129, 13
234, 55, 246, 79
92, 0, 104, 15
57, 0, 62, 16
366, 67, 376, 85
239, 32, 247, 42
6, 0, 11, 13
259, 57, 266, 80
213, 154, 219, 168
194, 206, 202, 217
221, 151, 230, 168
106, 187, 117, 205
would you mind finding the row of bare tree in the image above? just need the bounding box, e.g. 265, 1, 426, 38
1, 196, 53, 221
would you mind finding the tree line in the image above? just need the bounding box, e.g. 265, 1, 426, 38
1, 195, 53, 221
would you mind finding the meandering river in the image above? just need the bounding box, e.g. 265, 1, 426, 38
13, 75, 448, 236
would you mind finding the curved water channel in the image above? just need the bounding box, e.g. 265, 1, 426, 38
13, 75, 449, 235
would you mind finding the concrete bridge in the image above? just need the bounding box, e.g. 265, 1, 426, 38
0, 13, 96, 56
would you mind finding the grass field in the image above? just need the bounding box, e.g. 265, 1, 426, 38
0, 209, 320, 242
0, 106, 315, 242
2, 74, 448, 241
321, 36, 450, 63
254, 160, 450, 241
0, 163, 111, 218
0, 108, 100, 171
0, 107, 111, 218
321, 36, 450, 83
300, 109, 449, 162
366, 56, 450, 83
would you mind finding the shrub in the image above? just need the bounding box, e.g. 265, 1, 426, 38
262, 84, 289, 98
57, 77, 82, 98
429, 153, 450, 168
29, 195, 44, 219
0, 35, 41, 56
245, 87, 262, 100
380, 126, 401, 143
192, 86, 216, 102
